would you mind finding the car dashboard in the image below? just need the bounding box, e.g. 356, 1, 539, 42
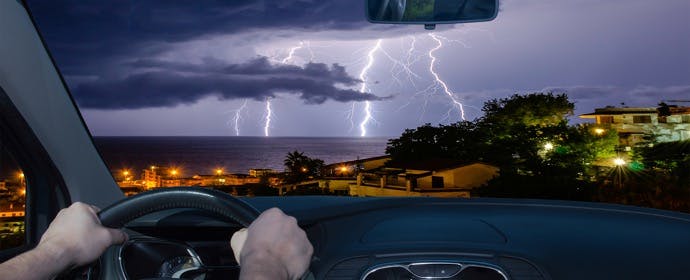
103, 196, 690, 280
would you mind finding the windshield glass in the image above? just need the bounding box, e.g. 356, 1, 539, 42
25, 1, 690, 211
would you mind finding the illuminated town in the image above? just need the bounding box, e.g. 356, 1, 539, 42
2, 101, 689, 248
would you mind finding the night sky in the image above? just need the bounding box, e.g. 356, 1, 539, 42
26, 0, 690, 137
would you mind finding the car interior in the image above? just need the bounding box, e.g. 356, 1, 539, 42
0, 0, 689, 279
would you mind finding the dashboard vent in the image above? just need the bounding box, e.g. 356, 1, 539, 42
498, 256, 545, 280
324, 257, 370, 280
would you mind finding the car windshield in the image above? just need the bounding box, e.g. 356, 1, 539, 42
24, 1, 690, 212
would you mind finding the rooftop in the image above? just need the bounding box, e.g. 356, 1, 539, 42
580, 105, 690, 118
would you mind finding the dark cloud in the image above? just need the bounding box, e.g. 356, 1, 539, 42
73, 57, 390, 109
26, 0, 377, 75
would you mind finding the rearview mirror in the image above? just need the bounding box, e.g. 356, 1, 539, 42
367, 0, 498, 28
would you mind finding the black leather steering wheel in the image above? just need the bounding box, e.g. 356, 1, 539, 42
98, 187, 260, 228
79, 187, 260, 280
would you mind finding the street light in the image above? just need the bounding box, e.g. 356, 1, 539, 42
544, 142, 554, 151
170, 169, 178, 177
613, 158, 626, 166
215, 168, 223, 176
594, 128, 605, 135
301, 167, 308, 173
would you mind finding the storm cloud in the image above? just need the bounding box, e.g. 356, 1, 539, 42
73, 57, 389, 109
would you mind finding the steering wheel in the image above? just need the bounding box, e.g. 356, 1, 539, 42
76, 187, 261, 279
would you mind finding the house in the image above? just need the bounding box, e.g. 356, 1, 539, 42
349, 159, 499, 198
580, 104, 690, 147
322, 155, 391, 177
184, 174, 260, 187
319, 156, 391, 193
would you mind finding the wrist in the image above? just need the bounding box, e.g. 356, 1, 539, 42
36, 238, 77, 269
240, 250, 290, 280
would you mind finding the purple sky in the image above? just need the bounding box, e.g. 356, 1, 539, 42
28, 0, 690, 137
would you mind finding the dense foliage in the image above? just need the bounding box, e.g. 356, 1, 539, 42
283, 150, 325, 184
386, 92, 620, 200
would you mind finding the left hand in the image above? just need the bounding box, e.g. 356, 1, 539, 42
37, 202, 127, 267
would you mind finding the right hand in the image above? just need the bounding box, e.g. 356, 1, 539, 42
237, 208, 313, 280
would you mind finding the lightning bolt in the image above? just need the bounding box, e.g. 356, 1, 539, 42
264, 98, 273, 137
261, 41, 307, 136
428, 33, 466, 121
357, 39, 383, 137
230, 100, 248, 136
281, 41, 304, 64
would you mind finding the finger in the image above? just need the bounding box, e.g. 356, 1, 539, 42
230, 228, 248, 264
103, 228, 128, 245
89, 204, 101, 213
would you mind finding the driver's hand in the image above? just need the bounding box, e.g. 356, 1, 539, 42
37, 202, 127, 267
236, 208, 313, 280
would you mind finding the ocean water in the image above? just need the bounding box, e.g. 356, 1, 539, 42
93, 137, 389, 177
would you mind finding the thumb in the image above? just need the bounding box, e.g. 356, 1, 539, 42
103, 227, 128, 245
230, 228, 248, 264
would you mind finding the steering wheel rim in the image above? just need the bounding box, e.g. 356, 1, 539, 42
80, 187, 261, 280
98, 186, 260, 228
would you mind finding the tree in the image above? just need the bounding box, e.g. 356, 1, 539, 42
386, 92, 620, 199
283, 150, 324, 183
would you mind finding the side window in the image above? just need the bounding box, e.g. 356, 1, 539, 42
633, 115, 652, 124
0, 140, 25, 250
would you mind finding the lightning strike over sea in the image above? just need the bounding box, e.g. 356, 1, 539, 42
428, 33, 466, 121
262, 41, 306, 137
357, 39, 383, 137
263, 98, 273, 137
231, 99, 248, 136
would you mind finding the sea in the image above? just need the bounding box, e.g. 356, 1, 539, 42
93, 137, 389, 177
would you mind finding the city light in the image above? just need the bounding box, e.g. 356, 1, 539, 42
613, 158, 626, 166
301, 167, 308, 172
150, 165, 156, 170
340, 166, 349, 172
216, 168, 223, 175
122, 170, 130, 176
544, 142, 554, 151
594, 128, 605, 135
18, 172, 24, 178
170, 169, 178, 176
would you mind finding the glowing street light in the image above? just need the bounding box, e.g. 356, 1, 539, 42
544, 142, 554, 151
613, 158, 626, 166
340, 166, 349, 173
18, 172, 24, 178
301, 167, 308, 173
215, 168, 223, 176
170, 169, 178, 177
594, 128, 605, 135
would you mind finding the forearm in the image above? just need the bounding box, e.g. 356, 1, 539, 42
0, 243, 72, 280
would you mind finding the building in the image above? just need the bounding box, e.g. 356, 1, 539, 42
185, 174, 260, 187
317, 156, 391, 193
349, 159, 499, 198
322, 155, 391, 177
249, 169, 279, 178
580, 104, 690, 147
